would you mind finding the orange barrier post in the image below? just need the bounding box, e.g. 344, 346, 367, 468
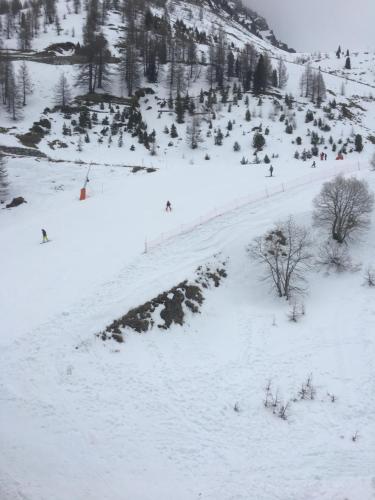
80, 187, 86, 200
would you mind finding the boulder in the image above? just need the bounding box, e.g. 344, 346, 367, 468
6, 197, 27, 208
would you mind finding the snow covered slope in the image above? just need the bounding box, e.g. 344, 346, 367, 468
1, 154, 375, 500
1, 0, 375, 498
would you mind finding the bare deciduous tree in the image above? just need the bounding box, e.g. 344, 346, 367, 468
249, 217, 313, 299
0, 153, 9, 201
313, 175, 374, 244
17, 60, 33, 106
186, 116, 202, 149
277, 57, 288, 89
7, 62, 22, 120
54, 72, 72, 108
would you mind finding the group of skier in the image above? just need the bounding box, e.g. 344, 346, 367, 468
40, 151, 335, 243
311, 153, 328, 168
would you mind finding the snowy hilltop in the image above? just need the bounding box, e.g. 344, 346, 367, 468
0, 0, 375, 499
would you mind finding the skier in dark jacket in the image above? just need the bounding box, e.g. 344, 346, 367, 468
41, 228, 48, 243
269, 165, 274, 177
165, 200, 172, 212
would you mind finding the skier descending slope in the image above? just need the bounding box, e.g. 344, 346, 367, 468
165, 200, 172, 212
41, 228, 49, 243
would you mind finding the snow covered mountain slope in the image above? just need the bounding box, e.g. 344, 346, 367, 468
1, 0, 375, 499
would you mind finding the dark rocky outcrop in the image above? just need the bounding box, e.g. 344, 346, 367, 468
99, 261, 227, 343
6, 197, 27, 208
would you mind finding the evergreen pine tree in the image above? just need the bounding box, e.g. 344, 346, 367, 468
272, 69, 278, 87
253, 54, 270, 95
252, 132, 265, 150
355, 134, 363, 152
214, 128, 223, 145
170, 123, 178, 138
175, 93, 185, 124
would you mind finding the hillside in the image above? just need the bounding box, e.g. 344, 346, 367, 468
1, 0, 375, 499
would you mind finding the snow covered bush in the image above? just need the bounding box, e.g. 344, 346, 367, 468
288, 301, 305, 322
363, 266, 375, 287
297, 374, 316, 401
316, 240, 357, 273
313, 175, 374, 244
263, 381, 289, 421
249, 217, 313, 299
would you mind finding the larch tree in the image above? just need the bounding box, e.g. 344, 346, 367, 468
119, 42, 139, 96
55, 72, 72, 108
17, 60, 33, 106
314, 71, 326, 106
18, 12, 32, 50
6, 61, 22, 120
277, 57, 288, 89
119, 0, 139, 96
0, 153, 9, 201
77, 0, 111, 93
186, 116, 202, 149
253, 54, 272, 95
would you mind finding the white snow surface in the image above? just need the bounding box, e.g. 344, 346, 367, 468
1, 154, 375, 500
1, 3, 375, 499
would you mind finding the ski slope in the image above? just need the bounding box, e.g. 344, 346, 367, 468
1, 0, 375, 497
1, 154, 375, 500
